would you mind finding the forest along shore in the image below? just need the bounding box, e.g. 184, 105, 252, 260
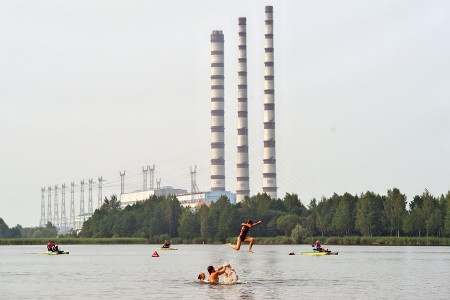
1, 236, 449, 246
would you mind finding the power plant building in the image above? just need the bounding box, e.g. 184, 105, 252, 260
39, 6, 281, 229
120, 186, 188, 208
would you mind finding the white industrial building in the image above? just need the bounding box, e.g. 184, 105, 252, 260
74, 212, 93, 232
120, 186, 187, 208
120, 189, 236, 209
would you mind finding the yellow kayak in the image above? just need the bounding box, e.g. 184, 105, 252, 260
301, 251, 338, 256
155, 247, 177, 250
39, 251, 69, 255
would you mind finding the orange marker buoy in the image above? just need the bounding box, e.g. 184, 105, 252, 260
152, 251, 159, 257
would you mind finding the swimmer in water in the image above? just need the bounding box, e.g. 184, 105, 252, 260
227, 219, 262, 252
207, 263, 230, 283
223, 265, 238, 283
197, 272, 206, 281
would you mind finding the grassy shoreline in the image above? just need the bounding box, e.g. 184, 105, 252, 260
0, 238, 148, 245
256, 236, 450, 246
1, 236, 449, 246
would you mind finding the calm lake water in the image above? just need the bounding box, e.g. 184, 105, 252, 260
1, 244, 449, 299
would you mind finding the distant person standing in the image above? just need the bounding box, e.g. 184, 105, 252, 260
227, 219, 262, 252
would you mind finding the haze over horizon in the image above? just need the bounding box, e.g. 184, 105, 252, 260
1, 0, 449, 227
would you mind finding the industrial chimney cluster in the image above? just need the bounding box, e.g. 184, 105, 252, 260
210, 6, 277, 202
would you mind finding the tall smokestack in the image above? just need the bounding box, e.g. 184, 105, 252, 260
210, 30, 225, 192
263, 6, 277, 198
236, 17, 249, 202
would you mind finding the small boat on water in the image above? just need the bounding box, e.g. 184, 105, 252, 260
155, 247, 177, 250
39, 251, 69, 255
301, 251, 338, 256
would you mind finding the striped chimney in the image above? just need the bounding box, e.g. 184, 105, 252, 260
236, 17, 250, 202
263, 6, 277, 198
210, 30, 225, 192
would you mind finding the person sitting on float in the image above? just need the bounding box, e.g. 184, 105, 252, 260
314, 240, 324, 252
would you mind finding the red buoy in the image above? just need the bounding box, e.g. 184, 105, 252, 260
152, 251, 159, 257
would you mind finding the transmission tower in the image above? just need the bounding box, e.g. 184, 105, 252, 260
88, 178, 93, 214
98, 176, 103, 209
70, 182, 75, 228
156, 178, 161, 190
190, 166, 200, 200
80, 180, 85, 222
54, 185, 59, 228
47, 186, 52, 225
148, 165, 155, 190
142, 166, 148, 191
120, 171, 126, 194
61, 183, 67, 229
40, 187, 46, 227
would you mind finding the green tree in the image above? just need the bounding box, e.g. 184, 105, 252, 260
356, 191, 384, 236
315, 197, 334, 237
208, 196, 238, 242
411, 207, 425, 237
402, 212, 413, 236
304, 199, 318, 236
283, 193, 306, 216
332, 193, 356, 236
198, 204, 211, 240
32, 222, 58, 238
8, 224, 22, 238
276, 214, 300, 236
444, 192, 450, 237
178, 208, 200, 240
422, 190, 440, 236
102, 194, 121, 211
383, 188, 406, 237
291, 224, 308, 243
163, 195, 182, 237
0, 218, 11, 238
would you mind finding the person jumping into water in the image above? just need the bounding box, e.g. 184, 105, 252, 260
227, 219, 262, 252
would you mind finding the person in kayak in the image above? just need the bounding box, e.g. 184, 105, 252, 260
161, 240, 170, 249
207, 263, 230, 283
314, 240, 324, 252
227, 219, 262, 252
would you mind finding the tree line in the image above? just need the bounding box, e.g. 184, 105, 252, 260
79, 188, 450, 241
0, 218, 57, 238
1, 188, 449, 241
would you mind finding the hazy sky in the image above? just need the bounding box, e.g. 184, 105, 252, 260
1, 0, 449, 227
